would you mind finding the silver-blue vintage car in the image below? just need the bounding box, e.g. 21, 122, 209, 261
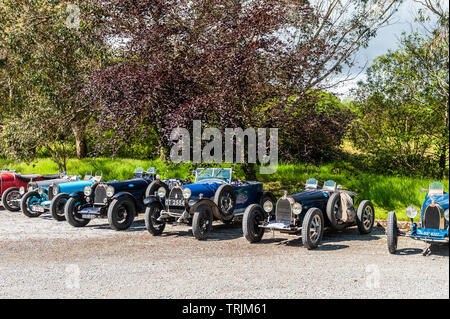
242, 178, 375, 249
144, 167, 276, 240
387, 181, 449, 255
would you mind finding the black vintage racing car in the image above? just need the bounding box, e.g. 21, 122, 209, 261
242, 178, 375, 249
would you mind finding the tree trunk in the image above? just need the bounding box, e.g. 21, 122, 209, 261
72, 124, 88, 159
242, 162, 257, 181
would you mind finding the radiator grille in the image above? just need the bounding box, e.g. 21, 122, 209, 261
423, 205, 441, 229
276, 198, 292, 223
94, 184, 107, 205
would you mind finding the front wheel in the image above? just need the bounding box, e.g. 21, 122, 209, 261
357, 200, 375, 234
50, 193, 70, 221
1, 187, 22, 212
192, 205, 213, 240
20, 191, 42, 218
387, 211, 398, 254
144, 202, 166, 236
64, 197, 90, 227
302, 208, 324, 250
107, 197, 136, 231
243, 204, 265, 243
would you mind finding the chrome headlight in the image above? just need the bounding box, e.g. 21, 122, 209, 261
182, 188, 191, 199
158, 187, 166, 198
444, 209, 449, 221
28, 185, 34, 192
405, 205, 418, 219
38, 187, 43, 195
52, 186, 59, 196
293, 203, 302, 215
84, 185, 92, 196
106, 186, 115, 198
263, 200, 273, 213
19, 187, 25, 195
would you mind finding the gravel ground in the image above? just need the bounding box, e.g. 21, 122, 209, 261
0, 206, 448, 299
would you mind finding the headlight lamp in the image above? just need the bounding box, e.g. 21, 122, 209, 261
444, 209, 449, 221
293, 203, 303, 215
19, 187, 25, 195
263, 200, 273, 213
158, 187, 166, 198
84, 185, 92, 196
38, 187, 43, 195
405, 205, 418, 219
52, 187, 58, 196
182, 188, 191, 199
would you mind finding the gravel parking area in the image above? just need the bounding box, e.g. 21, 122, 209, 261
0, 206, 448, 299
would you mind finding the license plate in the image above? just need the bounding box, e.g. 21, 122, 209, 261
166, 199, 184, 206
82, 214, 96, 219
32, 206, 45, 213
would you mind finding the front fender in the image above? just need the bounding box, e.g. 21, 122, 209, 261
114, 192, 137, 207
189, 199, 221, 220
143, 195, 164, 207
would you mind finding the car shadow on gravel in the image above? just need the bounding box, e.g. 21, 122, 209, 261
159, 221, 244, 241
394, 244, 449, 257
256, 236, 350, 251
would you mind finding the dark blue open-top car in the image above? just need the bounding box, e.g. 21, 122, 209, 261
242, 178, 375, 249
144, 168, 276, 240
64, 168, 188, 231
387, 182, 449, 255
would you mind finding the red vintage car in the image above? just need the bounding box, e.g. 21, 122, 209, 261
0, 170, 61, 212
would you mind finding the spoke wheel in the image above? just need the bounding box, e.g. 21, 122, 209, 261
145, 202, 166, 236
192, 205, 213, 240
1, 188, 22, 212
302, 208, 324, 250
357, 200, 375, 234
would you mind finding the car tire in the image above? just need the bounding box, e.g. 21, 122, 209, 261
50, 193, 70, 221
145, 180, 169, 198
1, 187, 21, 212
243, 204, 265, 243
356, 200, 375, 234
107, 197, 136, 231
387, 211, 398, 254
214, 184, 236, 221
144, 201, 166, 236
192, 204, 214, 240
20, 191, 42, 218
64, 197, 90, 227
326, 192, 346, 231
302, 208, 324, 250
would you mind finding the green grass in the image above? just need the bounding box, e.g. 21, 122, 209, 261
1, 158, 447, 221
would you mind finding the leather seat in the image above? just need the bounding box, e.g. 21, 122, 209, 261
42, 174, 61, 180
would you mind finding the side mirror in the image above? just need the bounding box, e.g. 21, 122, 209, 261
337, 185, 342, 190
420, 188, 427, 193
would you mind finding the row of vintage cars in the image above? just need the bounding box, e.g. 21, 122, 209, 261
1, 167, 448, 252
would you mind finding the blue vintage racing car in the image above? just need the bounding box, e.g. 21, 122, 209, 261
144, 167, 276, 240
44, 172, 103, 221
242, 178, 375, 249
387, 181, 449, 255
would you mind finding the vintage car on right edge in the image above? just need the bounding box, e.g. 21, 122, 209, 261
242, 178, 375, 249
386, 181, 449, 255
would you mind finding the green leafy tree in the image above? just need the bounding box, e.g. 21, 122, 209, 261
0, 0, 107, 170
350, 0, 449, 176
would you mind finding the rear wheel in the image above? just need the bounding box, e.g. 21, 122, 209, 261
192, 204, 213, 240
214, 184, 236, 221
243, 204, 265, 243
1, 187, 21, 212
20, 191, 42, 218
144, 201, 166, 235
357, 200, 375, 234
107, 197, 136, 231
302, 208, 324, 250
64, 197, 90, 227
387, 211, 398, 254
50, 193, 70, 221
